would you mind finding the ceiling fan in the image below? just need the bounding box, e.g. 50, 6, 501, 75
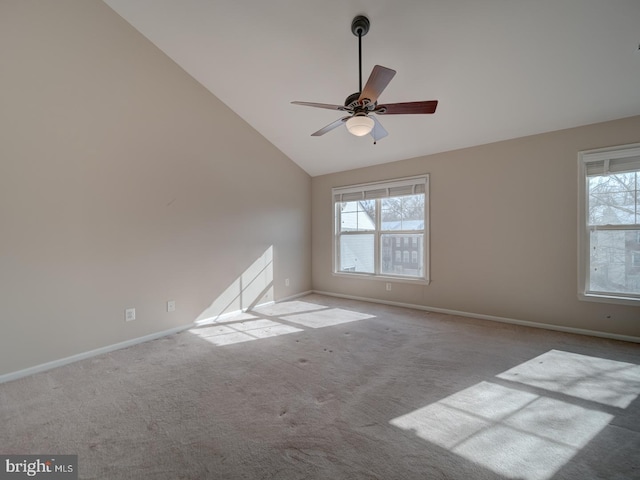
291, 15, 438, 143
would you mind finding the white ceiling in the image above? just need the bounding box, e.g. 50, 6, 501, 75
103, 0, 640, 176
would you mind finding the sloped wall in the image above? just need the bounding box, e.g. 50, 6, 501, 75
0, 0, 311, 376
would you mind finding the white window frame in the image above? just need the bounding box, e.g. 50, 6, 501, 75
578, 143, 640, 305
332, 175, 430, 284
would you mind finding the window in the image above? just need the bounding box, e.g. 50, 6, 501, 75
333, 175, 428, 281
578, 144, 640, 304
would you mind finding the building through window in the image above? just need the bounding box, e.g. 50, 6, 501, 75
333, 175, 429, 281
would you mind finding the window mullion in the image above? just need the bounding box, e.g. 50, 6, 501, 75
335, 203, 340, 273
375, 198, 381, 275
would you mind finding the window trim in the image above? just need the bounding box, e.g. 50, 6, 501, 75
332, 175, 430, 285
577, 143, 640, 305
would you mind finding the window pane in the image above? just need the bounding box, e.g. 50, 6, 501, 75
381, 194, 425, 231
589, 230, 640, 295
380, 234, 423, 278
338, 201, 375, 232
339, 234, 374, 273
588, 172, 639, 225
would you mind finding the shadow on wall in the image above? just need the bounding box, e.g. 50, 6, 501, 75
194, 246, 274, 325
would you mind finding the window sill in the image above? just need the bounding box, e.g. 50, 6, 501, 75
332, 271, 430, 286
578, 293, 640, 307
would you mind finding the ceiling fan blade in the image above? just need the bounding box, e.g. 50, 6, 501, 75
292, 101, 347, 111
311, 116, 350, 136
376, 100, 438, 115
371, 116, 388, 142
358, 65, 396, 105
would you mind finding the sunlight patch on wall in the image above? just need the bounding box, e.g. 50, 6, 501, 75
389, 350, 640, 480
497, 350, 640, 408
195, 246, 274, 325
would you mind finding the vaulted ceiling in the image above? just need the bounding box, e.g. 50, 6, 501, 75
103, 0, 640, 176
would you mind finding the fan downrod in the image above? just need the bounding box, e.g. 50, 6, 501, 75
351, 15, 370, 37
351, 16, 370, 95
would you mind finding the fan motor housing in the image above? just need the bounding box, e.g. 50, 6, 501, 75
344, 92, 377, 112
344, 92, 360, 108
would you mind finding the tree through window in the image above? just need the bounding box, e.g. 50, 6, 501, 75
579, 145, 640, 303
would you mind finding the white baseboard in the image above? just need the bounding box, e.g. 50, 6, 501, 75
0, 324, 193, 385
5, 288, 634, 385
1, 290, 317, 384
312, 290, 640, 344
194, 303, 273, 326
279, 290, 314, 303
194, 290, 314, 326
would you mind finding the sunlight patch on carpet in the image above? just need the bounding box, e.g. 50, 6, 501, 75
190, 319, 303, 346
191, 298, 376, 345
497, 349, 640, 408
284, 308, 375, 329
389, 350, 639, 480
252, 301, 329, 317
195, 246, 275, 324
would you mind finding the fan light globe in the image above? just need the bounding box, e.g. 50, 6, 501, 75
346, 115, 374, 136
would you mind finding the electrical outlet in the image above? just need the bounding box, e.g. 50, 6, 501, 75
285, 278, 290, 287
386, 283, 392, 291
125, 308, 136, 322
167, 300, 176, 312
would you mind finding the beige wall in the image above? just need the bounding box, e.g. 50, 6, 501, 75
312, 116, 640, 338
0, 0, 311, 376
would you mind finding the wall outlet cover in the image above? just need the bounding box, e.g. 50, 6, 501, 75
125, 308, 136, 322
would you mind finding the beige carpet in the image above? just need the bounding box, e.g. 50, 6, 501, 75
1, 294, 639, 479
